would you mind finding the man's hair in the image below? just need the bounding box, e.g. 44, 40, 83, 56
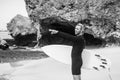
75, 23, 84, 35
76, 23, 84, 30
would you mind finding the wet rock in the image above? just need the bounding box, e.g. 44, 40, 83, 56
0, 38, 9, 50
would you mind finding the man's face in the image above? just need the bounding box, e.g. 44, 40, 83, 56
75, 24, 83, 35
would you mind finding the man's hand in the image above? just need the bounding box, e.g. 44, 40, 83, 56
49, 29, 58, 34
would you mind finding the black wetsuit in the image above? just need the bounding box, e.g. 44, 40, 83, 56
56, 31, 85, 75
41, 30, 85, 75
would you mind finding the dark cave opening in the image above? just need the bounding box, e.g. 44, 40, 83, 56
40, 17, 106, 47
83, 33, 106, 47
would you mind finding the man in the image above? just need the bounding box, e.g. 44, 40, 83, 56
41, 23, 85, 80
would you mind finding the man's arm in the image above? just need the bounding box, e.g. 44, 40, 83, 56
43, 29, 84, 43
56, 31, 83, 42
41, 30, 51, 36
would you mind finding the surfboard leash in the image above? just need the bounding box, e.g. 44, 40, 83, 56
106, 69, 113, 80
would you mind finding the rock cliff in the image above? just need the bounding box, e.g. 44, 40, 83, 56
24, 0, 120, 46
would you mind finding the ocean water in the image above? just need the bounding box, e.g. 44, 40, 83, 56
0, 31, 13, 39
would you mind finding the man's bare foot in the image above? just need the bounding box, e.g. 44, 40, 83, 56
73, 75, 81, 80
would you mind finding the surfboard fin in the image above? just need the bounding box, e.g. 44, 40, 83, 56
93, 66, 99, 71
100, 65, 106, 68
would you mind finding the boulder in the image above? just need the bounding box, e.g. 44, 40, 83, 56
7, 14, 37, 46
7, 14, 37, 37
0, 38, 9, 50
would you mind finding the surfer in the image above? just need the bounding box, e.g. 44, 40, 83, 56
41, 23, 85, 80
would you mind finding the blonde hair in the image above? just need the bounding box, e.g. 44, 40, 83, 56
75, 23, 84, 32
76, 23, 84, 27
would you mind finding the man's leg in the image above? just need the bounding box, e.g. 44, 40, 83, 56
71, 43, 83, 80
72, 56, 82, 80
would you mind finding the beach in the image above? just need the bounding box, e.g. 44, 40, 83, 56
0, 47, 119, 80
0, 31, 120, 80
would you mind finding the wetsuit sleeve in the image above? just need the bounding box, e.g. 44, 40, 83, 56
56, 31, 83, 42
41, 31, 51, 36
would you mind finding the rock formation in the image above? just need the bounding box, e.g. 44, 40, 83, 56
24, 0, 120, 46
0, 38, 9, 50
7, 14, 37, 46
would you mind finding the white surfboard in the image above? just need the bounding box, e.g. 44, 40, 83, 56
41, 45, 111, 70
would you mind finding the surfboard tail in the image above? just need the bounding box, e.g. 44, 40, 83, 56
82, 50, 111, 71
